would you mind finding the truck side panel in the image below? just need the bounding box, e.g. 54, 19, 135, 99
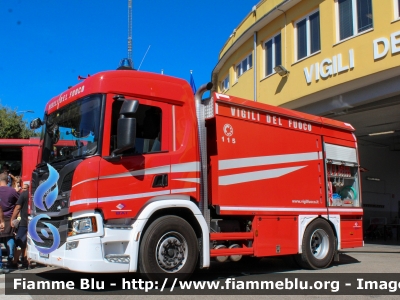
210, 103, 326, 213
253, 216, 298, 256
340, 218, 363, 248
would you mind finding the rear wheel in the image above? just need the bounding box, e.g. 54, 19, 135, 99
296, 219, 335, 269
139, 215, 198, 281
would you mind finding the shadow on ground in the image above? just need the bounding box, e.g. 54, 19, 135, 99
24, 252, 361, 282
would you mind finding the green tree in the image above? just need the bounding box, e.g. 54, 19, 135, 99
0, 103, 37, 138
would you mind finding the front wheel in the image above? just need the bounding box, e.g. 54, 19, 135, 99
296, 219, 335, 269
139, 215, 198, 281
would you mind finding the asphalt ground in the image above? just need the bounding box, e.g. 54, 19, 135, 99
1, 241, 400, 300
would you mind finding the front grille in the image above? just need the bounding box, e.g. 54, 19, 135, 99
31, 166, 49, 201
32, 164, 74, 217
32, 216, 69, 250
37, 219, 62, 229
36, 199, 68, 213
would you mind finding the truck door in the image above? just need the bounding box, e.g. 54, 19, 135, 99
98, 96, 171, 220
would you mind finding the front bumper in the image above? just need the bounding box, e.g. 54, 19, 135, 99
27, 214, 143, 273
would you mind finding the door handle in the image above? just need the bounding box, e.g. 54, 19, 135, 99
152, 174, 168, 187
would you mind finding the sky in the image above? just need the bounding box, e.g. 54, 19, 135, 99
0, 0, 257, 123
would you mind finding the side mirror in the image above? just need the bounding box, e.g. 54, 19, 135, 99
30, 118, 43, 129
120, 99, 139, 115
112, 99, 139, 156
113, 118, 136, 155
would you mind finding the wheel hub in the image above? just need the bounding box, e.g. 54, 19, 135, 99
156, 231, 188, 272
310, 229, 329, 259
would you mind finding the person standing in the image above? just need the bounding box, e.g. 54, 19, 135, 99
12, 176, 22, 193
0, 203, 9, 273
11, 184, 30, 268
0, 173, 19, 269
1, 165, 12, 187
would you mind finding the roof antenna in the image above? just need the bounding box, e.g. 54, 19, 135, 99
138, 45, 151, 71
117, 0, 134, 70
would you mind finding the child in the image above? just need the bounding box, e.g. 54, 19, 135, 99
12, 176, 22, 193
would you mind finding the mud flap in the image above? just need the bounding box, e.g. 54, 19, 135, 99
198, 237, 205, 269
334, 250, 340, 262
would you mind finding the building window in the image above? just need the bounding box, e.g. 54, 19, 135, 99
265, 33, 282, 76
398, 0, 400, 18
337, 0, 373, 41
235, 53, 253, 81
220, 75, 229, 91
395, 0, 400, 19
295, 10, 321, 61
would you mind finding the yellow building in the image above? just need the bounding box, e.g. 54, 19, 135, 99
212, 0, 400, 230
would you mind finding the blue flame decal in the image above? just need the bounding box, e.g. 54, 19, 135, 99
28, 214, 61, 254
29, 164, 61, 254
28, 214, 47, 243
33, 164, 59, 211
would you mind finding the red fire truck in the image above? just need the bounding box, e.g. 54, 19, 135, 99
0, 138, 39, 185
27, 69, 363, 280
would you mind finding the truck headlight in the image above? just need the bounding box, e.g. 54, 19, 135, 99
68, 217, 97, 236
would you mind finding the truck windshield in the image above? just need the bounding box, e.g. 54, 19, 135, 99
41, 94, 102, 164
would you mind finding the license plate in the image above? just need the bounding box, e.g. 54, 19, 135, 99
39, 252, 49, 259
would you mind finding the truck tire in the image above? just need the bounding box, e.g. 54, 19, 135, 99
296, 219, 335, 269
139, 215, 198, 281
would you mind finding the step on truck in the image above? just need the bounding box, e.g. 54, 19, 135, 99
27, 69, 363, 281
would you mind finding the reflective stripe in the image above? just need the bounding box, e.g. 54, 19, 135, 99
219, 152, 320, 170
220, 206, 327, 212
100, 165, 170, 180
220, 206, 362, 213
72, 177, 98, 188
98, 190, 171, 203
171, 162, 200, 173
171, 188, 196, 194
172, 105, 176, 151
70, 188, 197, 206
70, 198, 98, 206
95, 161, 200, 181
172, 178, 200, 184
96, 188, 197, 204
219, 166, 306, 186
69, 161, 200, 205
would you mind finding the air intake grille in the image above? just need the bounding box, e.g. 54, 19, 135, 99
105, 255, 130, 264
61, 171, 74, 192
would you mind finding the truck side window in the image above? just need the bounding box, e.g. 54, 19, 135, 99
110, 100, 162, 155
